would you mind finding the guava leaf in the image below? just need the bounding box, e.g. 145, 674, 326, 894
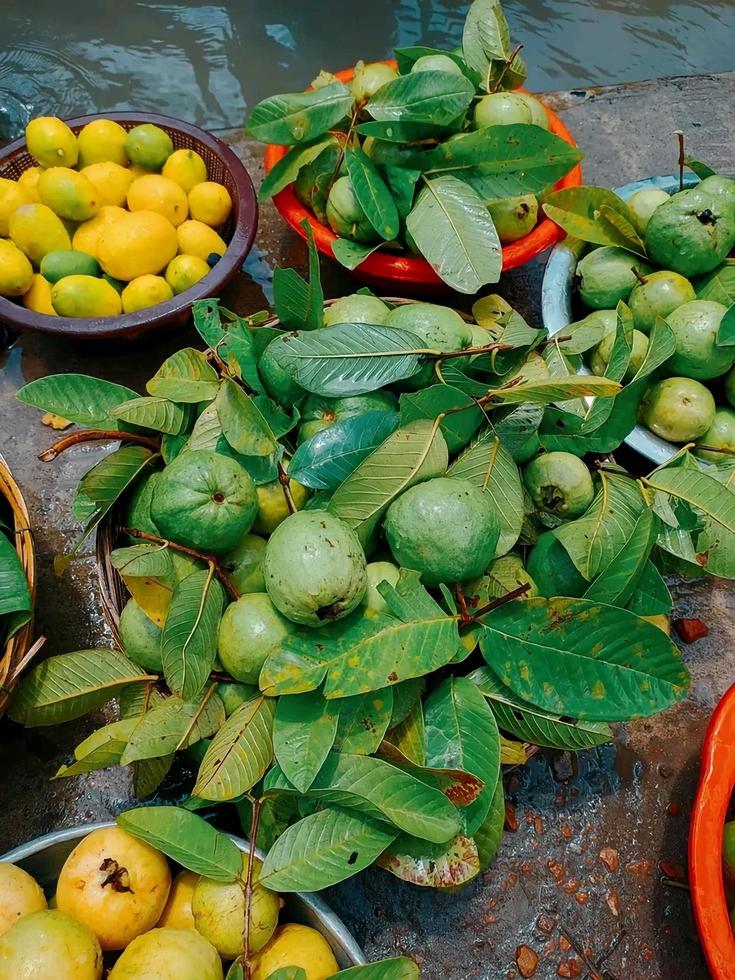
399, 385, 484, 455
462, 0, 509, 66
331, 238, 385, 270
435, 362, 490, 396
626, 560, 673, 616
0, 533, 31, 639
186, 401, 223, 452
377, 740, 484, 806
193, 695, 275, 801
329, 960, 420, 980
117, 805, 242, 882
262, 969, 305, 980
346, 146, 400, 241
490, 376, 621, 405
389, 677, 426, 727
383, 166, 422, 219
695, 262, 735, 305
629, 314, 677, 382
160, 433, 187, 464
160, 570, 225, 702
113, 397, 192, 435
273, 689, 340, 793
494, 403, 544, 456
473, 778, 505, 871
259, 136, 333, 201
259, 807, 397, 892
542, 186, 645, 252
394, 44, 479, 84
123, 575, 172, 627
54, 718, 139, 779
379, 832, 480, 888
134, 754, 174, 799
334, 688, 394, 756
539, 381, 644, 456
110, 543, 175, 581
355, 119, 450, 142
245, 81, 355, 145
121, 691, 225, 764
274, 224, 323, 330
575, 301, 633, 433
556, 319, 609, 355
192, 300, 265, 395
385, 701, 426, 766
17, 374, 138, 429
583, 507, 657, 607
216, 378, 277, 458
366, 70, 474, 126
479, 596, 690, 721
717, 304, 735, 347
146, 348, 219, 404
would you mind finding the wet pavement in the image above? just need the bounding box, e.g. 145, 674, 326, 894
1, 71, 734, 979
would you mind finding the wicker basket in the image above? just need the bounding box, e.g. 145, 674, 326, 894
0, 112, 258, 341
0, 454, 37, 716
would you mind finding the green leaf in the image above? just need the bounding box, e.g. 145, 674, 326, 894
0, 533, 31, 638
193, 300, 265, 395
385, 702, 426, 765
346, 147, 400, 241
383, 166, 421, 219
259, 807, 397, 891
246, 81, 354, 145
490, 376, 621, 405
110, 543, 174, 581
686, 157, 716, 179
334, 688, 394, 755
259, 137, 333, 201
542, 186, 645, 252
273, 690, 340, 793
473, 778, 505, 871
366, 70, 474, 126
289, 411, 401, 491
718, 304, 735, 347
389, 677, 426, 727
399, 385, 484, 455
226, 963, 245, 980
17, 374, 138, 429
695, 262, 735, 305
216, 378, 277, 458
193, 695, 275, 801
54, 718, 139, 779
146, 348, 219, 404
626, 561, 673, 616
494, 403, 544, 458
629, 314, 677, 383
117, 805, 242, 881
380, 832, 480, 888
407, 176, 501, 294
9, 649, 151, 727
355, 119, 450, 142
329, 959, 419, 980
121, 691, 225, 764
583, 507, 657, 606
264, 969, 305, 980
539, 381, 645, 455
479, 596, 690, 721
273, 234, 323, 331
332, 238, 385, 271
112, 397, 192, 435
469, 666, 613, 750
161, 570, 225, 702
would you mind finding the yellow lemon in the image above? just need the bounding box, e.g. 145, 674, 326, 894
127, 174, 188, 227
156, 871, 199, 930
162, 148, 208, 193
23, 273, 57, 315
164, 254, 209, 294
73, 205, 127, 259
17, 167, 43, 203
77, 119, 129, 167
98, 210, 178, 280
0, 864, 48, 937
252, 924, 339, 980
121, 274, 173, 312
176, 219, 226, 261
81, 162, 134, 208
0, 177, 30, 236
38, 167, 100, 222
51, 274, 123, 318
188, 181, 232, 226
9, 203, 71, 265
125, 124, 173, 170
0, 238, 34, 296
25, 116, 78, 168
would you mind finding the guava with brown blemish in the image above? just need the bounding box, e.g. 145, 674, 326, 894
523, 452, 594, 520
486, 194, 538, 243
645, 186, 735, 277
639, 376, 715, 442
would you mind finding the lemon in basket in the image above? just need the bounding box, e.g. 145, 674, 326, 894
77, 118, 129, 167
121, 274, 173, 313
162, 148, 208, 192
73, 205, 127, 259
0, 177, 31, 236
125, 124, 173, 171
9, 204, 71, 265
25, 116, 78, 168
23, 272, 57, 314
164, 254, 209, 294
81, 162, 134, 208
176, 219, 226, 260
127, 174, 188, 227
51, 275, 122, 318
97, 210, 178, 280
188, 181, 232, 226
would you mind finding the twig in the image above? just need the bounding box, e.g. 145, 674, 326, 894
329, 104, 361, 194
674, 130, 685, 191
240, 798, 263, 980
39, 429, 161, 461
121, 527, 240, 601
277, 462, 297, 514
490, 43, 524, 94
694, 444, 735, 456
466, 582, 531, 623
441, 341, 515, 360
453, 583, 471, 624
631, 266, 648, 285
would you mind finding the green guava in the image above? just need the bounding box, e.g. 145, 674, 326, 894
217, 592, 294, 684
191, 855, 279, 959
323, 293, 390, 327
665, 300, 735, 379
383, 477, 499, 586
215, 681, 258, 716
294, 143, 346, 224
515, 93, 549, 129
151, 450, 258, 555
119, 597, 163, 672
645, 186, 735, 277
364, 560, 401, 613
220, 533, 267, 593
693, 406, 735, 462
464, 554, 538, 607
697, 175, 735, 208
487, 195, 538, 243
523, 451, 595, 520
385, 302, 472, 388
297, 391, 398, 443
0, 909, 103, 980
253, 474, 309, 534
576, 246, 653, 310
263, 510, 368, 625
326, 175, 378, 242
639, 376, 716, 442
259, 332, 306, 407
410, 54, 464, 75
351, 61, 399, 101
125, 471, 161, 538
628, 269, 696, 334
526, 531, 588, 597
726, 365, 735, 408
589, 327, 649, 382
108, 927, 223, 980
473, 92, 533, 128
625, 188, 670, 229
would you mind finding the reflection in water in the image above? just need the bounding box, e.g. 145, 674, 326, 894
0, 0, 733, 138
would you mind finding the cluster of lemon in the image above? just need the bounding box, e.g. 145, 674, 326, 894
0, 116, 233, 318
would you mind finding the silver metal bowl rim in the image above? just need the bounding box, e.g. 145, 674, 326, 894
541, 172, 702, 466
1, 820, 366, 968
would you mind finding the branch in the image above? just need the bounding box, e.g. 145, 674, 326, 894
465, 582, 531, 624
240, 798, 263, 979
277, 462, 297, 514
39, 429, 161, 461
490, 43, 524, 94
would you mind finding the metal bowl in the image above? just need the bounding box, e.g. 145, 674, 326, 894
542, 173, 701, 465
1, 821, 366, 968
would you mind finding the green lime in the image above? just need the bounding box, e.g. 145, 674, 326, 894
119, 597, 163, 671
124, 124, 174, 170
217, 593, 294, 684
40, 249, 100, 284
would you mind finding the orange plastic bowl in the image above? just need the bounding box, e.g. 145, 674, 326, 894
690, 683, 735, 978
264, 63, 582, 292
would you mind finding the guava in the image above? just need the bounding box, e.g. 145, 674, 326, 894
294, 143, 346, 223
108, 927, 223, 980
259, 332, 306, 407
191, 854, 279, 959
526, 531, 588, 597
221, 533, 267, 593
386, 302, 472, 388
514, 93, 549, 129
364, 560, 401, 613
665, 300, 735, 380
0, 909, 102, 980
410, 54, 464, 76
628, 269, 696, 334
0, 863, 47, 936
156, 869, 199, 930
297, 391, 398, 443
639, 376, 716, 442
726, 366, 735, 408
252, 474, 309, 534
625, 187, 670, 229
326, 175, 378, 243
323, 293, 390, 327
523, 452, 594, 520
151, 450, 258, 555
473, 92, 533, 128
589, 327, 649, 382
697, 174, 735, 208
350, 61, 399, 101
119, 597, 163, 672
645, 186, 735, 277
263, 511, 367, 625
576, 247, 653, 310
217, 592, 294, 684
464, 554, 538, 608
55, 826, 171, 951
693, 406, 735, 462
216, 681, 259, 716
252, 922, 339, 980
487, 195, 538, 243
125, 471, 161, 538
384, 477, 499, 586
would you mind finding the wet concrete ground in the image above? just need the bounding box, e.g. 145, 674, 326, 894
1, 71, 734, 979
